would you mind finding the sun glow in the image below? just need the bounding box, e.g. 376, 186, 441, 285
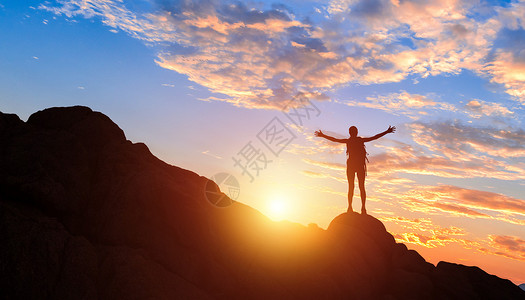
267, 196, 289, 221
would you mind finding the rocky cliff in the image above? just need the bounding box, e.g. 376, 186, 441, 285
1, 106, 524, 299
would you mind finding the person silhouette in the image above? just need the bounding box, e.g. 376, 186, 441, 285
315, 125, 396, 214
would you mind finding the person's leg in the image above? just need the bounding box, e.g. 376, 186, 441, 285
347, 168, 356, 213
357, 169, 366, 214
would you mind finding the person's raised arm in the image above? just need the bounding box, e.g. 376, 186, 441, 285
362, 125, 396, 142
314, 130, 347, 143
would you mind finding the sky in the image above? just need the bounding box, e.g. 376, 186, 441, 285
1, 0, 524, 285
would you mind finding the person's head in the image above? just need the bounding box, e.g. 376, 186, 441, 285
349, 126, 358, 137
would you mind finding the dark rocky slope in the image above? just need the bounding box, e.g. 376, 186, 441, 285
1, 106, 523, 299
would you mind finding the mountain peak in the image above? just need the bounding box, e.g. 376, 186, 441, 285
27, 106, 126, 148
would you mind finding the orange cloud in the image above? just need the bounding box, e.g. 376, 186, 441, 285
394, 184, 525, 223
379, 215, 477, 249
478, 235, 525, 262
484, 51, 525, 102
369, 148, 523, 181
393, 232, 478, 249
400, 198, 491, 218
432, 185, 525, 216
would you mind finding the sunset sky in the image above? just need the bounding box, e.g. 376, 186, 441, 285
1, 0, 525, 284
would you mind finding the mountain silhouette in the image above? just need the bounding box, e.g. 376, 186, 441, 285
1, 106, 524, 299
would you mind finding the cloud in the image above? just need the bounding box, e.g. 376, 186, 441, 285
342, 91, 517, 122
340, 91, 519, 128
490, 235, 525, 260
40, 0, 173, 42
464, 99, 514, 118
342, 91, 457, 120
484, 50, 525, 101
433, 185, 525, 216
432, 201, 491, 218
369, 180, 525, 226
150, 2, 352, 109
479, 235, 525, 261
373, 143, 525, 181
480, 2, 525, 102
379, 215, 477, 249
400, 197, 492, 219
41, 0, 525, 109
491, 235, 525, 253
41, 1, 320, 108
201, 150, 223, 160
302, 170, 346, 183
302, 158, 345, 171
326, 0, 525, 102
400, 185, 525, 219
325, 0, 492, 74
409, 121, 525, 160
393, 232, 478, 249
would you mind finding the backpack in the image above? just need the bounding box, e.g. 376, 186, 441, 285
346, 137, 369, 174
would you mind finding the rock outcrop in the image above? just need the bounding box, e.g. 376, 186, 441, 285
1, 106, 524, 299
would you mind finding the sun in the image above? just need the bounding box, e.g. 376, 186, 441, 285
267, 197, 288, 221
